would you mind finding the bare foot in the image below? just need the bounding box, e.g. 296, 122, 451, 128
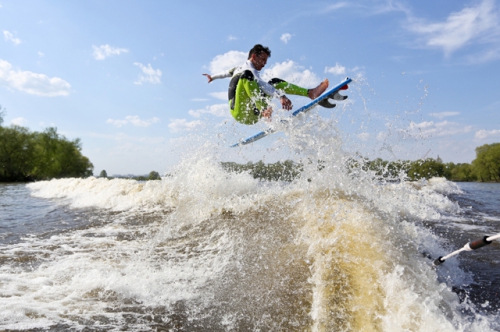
308, 79, 329, 99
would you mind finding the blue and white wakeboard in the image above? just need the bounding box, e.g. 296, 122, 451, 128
230, 77, 352, 147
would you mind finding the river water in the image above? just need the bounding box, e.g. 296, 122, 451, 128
0, 172, 499, 331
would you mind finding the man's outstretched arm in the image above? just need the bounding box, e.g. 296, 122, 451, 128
202, 68, 235, 83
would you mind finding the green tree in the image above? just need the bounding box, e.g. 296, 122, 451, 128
472, 143, 500, 182
30, 128, 93, 180
99, 170, 108, 178
0, 125, 37, 181
447, 162, 476, 182
407, 158, 448, 180
0, 125, 93, 181
148, 171, 161, 180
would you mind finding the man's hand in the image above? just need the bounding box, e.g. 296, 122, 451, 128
202, 74, 213, 83
280, 95, 292, 110
261, 107, 273, 120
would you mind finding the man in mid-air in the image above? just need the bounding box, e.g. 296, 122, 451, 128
203, 44, 329, 125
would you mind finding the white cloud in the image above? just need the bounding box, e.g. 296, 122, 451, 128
0, 59, 71, 96
475, 129, 500, 139
10, 117, 27, 126
168, 118, 203, 132
262, 60, 321, 87
228, 35, 238, 41
188, 103, 229, 118
92, 44, 128, 60
325, 63, 346, 75
134, 63, 162, 85
3, 30, 21, 45
280, 33, 292, 44
192, 98, 209, 102
429, 111, 460, 119
209, 51, 247, 74
406, 0, 500, 56
107, 115, 160, 128
209, 91, 227, 100
401, 120, 473, 138
38, 52, 44, 58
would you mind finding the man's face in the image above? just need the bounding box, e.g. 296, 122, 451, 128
251, 52, 268, 70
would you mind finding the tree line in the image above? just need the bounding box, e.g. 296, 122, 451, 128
360, 142, 500, 182
98, 170, 162, 181
221, 143, 500, 183
221, 160, 301, 182
0, 109, 94, 182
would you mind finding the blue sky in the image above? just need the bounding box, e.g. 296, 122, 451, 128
1, 0, 500, 175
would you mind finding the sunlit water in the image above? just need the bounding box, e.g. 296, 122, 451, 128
1, 98, 499, 331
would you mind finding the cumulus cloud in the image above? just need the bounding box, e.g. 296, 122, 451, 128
168, 118, 203, 132
0, 59, 71, 96
3, 30, 21, 45
401, 120, 473, 138
10, 117, 27, 126
406, 0, 500, 56
263, 60, 321, 87
429, 111, 460, 119
92, 44, 128, 60
188, 103, 229, 118
134, 63, 162, 85
208, 50, 247, 74
107, 115, 160, 128
325, 63, 346, 75
475, 129, 500, 139
280, 33, 292, 43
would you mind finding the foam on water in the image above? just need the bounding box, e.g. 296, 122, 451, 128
2, 92, 498, 330
18, 175, 487, 328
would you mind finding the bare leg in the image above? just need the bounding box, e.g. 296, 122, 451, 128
307, 79, 329, 99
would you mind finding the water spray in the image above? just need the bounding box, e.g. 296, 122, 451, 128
433, 232, 500, 266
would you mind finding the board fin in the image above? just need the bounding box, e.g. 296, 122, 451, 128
318, 85, 348, 108
318, 98, 336, 108
331, 90, 348, 101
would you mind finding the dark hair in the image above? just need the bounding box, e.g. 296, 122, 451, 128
248, 44, 271, 59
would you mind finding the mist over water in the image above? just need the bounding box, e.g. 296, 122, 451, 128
1, 82, 499, 331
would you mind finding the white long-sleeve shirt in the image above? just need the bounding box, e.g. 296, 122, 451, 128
211, 60, 284, 99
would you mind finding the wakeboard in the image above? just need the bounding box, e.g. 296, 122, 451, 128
230, 77, 352, 147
